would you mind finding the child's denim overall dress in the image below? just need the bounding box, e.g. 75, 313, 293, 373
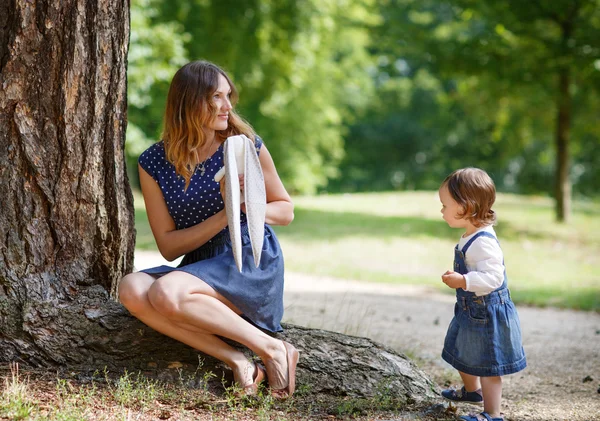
442, 231, 527, 377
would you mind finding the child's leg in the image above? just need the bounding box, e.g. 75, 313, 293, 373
459, 371, 481, 392
441, 370, 483, 403
480, 376, 502, 418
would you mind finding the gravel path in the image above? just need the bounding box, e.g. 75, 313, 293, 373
134, 251, 600, 421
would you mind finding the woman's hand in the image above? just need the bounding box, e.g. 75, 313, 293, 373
219, 174, 246, 212
239, 175, 246, 214
219, 176, 226, 205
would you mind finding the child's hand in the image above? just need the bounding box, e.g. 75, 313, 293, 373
441, 270, 467, 290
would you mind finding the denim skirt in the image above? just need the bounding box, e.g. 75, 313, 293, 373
442, 288, 527, 377
142, 224, 284, 333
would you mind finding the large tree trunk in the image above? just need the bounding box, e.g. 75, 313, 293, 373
0, 0, 134, 364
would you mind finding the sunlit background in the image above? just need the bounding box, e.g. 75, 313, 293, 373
127, 0, 600, 311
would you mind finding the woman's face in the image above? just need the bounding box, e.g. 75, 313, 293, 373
206, 74, 233, 132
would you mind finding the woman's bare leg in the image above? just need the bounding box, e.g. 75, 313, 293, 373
119, 271, 290, 390
147, 271, 290, 389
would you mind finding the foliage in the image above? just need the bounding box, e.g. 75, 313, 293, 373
0, 364, 433, 420
125, 0, 600, 197
1, 364, 34, 420
126, 0, 377, 194
345, 0, 600, 198
126, 0, 189, 184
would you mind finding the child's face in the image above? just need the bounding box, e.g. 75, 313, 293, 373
439, 185, 468, 229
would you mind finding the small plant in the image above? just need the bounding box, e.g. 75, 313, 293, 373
196, 356, 215, 380
0, 363, 35, 420
293, 382, 312, 397
336, 397, 370, 417
177, 356, 217, 391
373, 378, 395, 408
254, 391, 275, 421
52, 374, 102, 420
221, 372, 245, 411
112, 370, 159, 410
333, 378, 408, 418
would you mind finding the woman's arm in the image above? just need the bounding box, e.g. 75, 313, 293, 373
258, 144, 294, 226
139, 164, 228, 261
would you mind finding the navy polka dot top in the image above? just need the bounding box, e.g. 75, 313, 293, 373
138, 137, 263, 236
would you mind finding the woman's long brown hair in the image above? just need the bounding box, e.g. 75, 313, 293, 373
162, 61, 255, 188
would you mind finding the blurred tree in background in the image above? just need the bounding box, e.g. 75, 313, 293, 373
129, 0, 377, 194
366, 0, 600, 220
126, 0, 189, 186
126, 0, 600, 217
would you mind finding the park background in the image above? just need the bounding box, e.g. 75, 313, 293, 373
1, 1, 599, 420
128, 0, 599, 312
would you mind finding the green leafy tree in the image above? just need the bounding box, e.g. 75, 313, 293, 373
126, 0, 189, 185
155, 0, 377, 193
378, 0, 600, 221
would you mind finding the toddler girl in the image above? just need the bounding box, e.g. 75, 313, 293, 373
438, 167, 526, 421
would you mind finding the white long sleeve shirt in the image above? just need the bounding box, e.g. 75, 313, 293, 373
458, 225, 505, 296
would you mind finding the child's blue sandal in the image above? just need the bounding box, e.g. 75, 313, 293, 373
441, 386, 483, 404
459, 412, 504, 421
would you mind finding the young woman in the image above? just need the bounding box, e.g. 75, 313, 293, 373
118, 60, 298, 398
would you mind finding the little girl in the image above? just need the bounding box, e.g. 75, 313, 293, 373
438, 168, 526, 421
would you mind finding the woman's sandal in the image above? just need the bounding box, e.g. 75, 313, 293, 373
270, 341, 299, 399
460, 412, 504, 421
236, 363, 266, 397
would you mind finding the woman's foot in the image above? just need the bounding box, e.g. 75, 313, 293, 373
262, 340, 299, 399
232, 360, 265, 397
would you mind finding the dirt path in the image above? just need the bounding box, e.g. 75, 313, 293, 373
134, 252, 600, 421
283, 273, 600, 421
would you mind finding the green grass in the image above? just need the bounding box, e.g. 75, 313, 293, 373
133, 190, 600, 311
0, 363, 447, 421
1, 364, 34, 420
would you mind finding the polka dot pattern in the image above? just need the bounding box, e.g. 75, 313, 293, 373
138, 137, 263, 239
138, 136, 285, 333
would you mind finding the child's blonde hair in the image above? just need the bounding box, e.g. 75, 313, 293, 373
442, 167, 497, 227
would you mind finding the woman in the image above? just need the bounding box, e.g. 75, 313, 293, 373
118, 60, 298, 398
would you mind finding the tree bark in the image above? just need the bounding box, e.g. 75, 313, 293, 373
277, 325, 438, 401
554, 17, 575, 224
1, 280, 439, 400
23, 284, 439, 402
0, 0, 134, 364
